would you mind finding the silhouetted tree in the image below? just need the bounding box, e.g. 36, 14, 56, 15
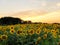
27, 21, 32, 24
23, 21, 28, 24
0, 17, 24, 25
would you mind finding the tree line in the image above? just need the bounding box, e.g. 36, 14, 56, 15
0, 17, 32, 25
0, 17, 59, 25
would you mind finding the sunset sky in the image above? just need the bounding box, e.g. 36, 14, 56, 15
0, 0, 60, 23
0, 0, 60, 13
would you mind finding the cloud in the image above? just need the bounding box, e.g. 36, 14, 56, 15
20, 10, 60, 23
41, 1, 47, 7
56, 3, 60, 6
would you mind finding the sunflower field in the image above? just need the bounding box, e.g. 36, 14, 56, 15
0, 24, 60, 45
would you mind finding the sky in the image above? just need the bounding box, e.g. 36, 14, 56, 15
0, 0, 60, 14
0, 0, 60, 23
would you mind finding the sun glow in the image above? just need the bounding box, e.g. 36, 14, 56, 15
21, 10, 60, 23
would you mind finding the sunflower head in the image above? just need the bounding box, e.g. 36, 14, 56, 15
55, 29, 59, 34
16, 30, 23, 36
43, 34, 47, 39
58, 42, 60, 45
4, 31, 8, 35
28, 29, 35, 35
37, 37, 41, 41
52, 34, 57, 38
58, 35, 60, 38
2, 28, 6, 32
35, 37, 41, 45
10, 29, 15, 34
1, 35, 8, 40
10, 25, 14, 30
51, 30, 55, 33
36, 30, 41, 35
0, 35, 2, 41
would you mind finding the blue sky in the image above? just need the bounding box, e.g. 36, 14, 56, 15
0, 0, 60, 13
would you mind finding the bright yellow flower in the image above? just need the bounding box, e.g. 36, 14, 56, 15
52, 33, 57, 38
28, 29, 35, 35
0, 35, 2, 41
51, 30, 56, 34
4, 31, 8, 35
58, 42, 60, 45
58, 35, 60, 38
10, 25, 14, 30
0, 26, 2, 30
43, 28, 47, 33
35, 37, 41, 45
43, 28, 50, 34
53, 35, 57, 38
36, 29, 41, 35
2, 28, 6, 31
37, 37, 41, 41
43, 34, 47, 39
20, 25, 26, 29
1, 35, 8, 40
10, 29, 15, 34
16, 30, 23, 36
55, 29, 59, 33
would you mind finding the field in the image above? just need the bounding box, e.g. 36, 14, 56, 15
0, 23, 60, 45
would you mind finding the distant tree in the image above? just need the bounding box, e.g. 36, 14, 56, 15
23, 21, 28, 24
27, 21, 32, 24
23, 21, 32, 24
0, 17, 24, 25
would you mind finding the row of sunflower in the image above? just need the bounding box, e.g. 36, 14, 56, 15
0, 24, 60, 45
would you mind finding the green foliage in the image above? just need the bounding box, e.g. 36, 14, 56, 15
0, 23, 60, 45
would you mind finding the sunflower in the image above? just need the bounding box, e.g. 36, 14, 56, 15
46, 29, 50, 34
51, 30, 57, 38
0, 26, 2, 30
52, 33, 57, 38
52, 34, 57, 38
2, 28, 6, 32
0, 35, 2, 41
1, 35, 8, 40
51, 30, 57, 37
43, 28, 47, 32
4, 31, 8, 35
36, 29, 41, 35
58, 42, 60, 45
23, 30, 28, 36
10, 29, 15, 34
10, 25, 14, 30
37, 37, 41, 41
55, 29, 59, 34
51, 30, 56, 34
28, 29, 35, 35
43, 34, 47, 39
58, 35, 60, 38
35, 37, 41, 45
16, 30, 23, 36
